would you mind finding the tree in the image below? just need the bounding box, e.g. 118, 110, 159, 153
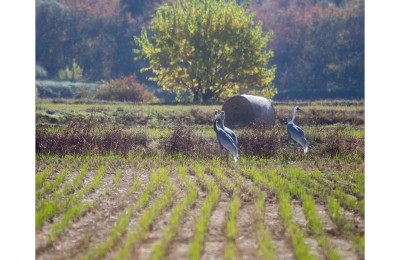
251, 0, 364, 99
134, 0, 276, 103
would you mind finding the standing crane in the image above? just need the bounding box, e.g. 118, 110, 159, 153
220, 111, 238, 147
287, 106, 308, 153
213, 111, 238, 163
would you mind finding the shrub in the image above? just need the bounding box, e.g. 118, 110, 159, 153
238, 122, 283, 159
319, 130, 364, 159
95, 75, 155, 102
163, 124, 193, 156
162, 124, 219, 159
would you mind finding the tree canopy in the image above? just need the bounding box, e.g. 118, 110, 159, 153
134, 0, 276, 103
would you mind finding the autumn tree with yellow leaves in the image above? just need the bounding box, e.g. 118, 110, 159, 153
134, 0, 276, 103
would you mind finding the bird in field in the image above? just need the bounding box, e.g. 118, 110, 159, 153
287, 106, 308, 153
213, 110, 238, 163
220, 111, 237, 147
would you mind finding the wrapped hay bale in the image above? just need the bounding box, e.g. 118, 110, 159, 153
221, 94, 276, 129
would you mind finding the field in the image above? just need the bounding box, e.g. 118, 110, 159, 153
36, 99, 364, 259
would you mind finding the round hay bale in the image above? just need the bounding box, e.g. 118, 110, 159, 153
221, 94, 276, 129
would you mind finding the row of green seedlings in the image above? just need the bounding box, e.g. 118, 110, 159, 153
84, 168, 168, 259
85, 165, 199, 260
189, 164, 220, 260
278, 167, 364, 215
216, 165, 276, 259
243, 167, 340, 260
315, 170, 364, 200
151, 165, 199, 260
276, 165, 365, 252
44, 165, 111, 243
325, 169, 364, 190
50, 166, 132, 243
114, 168, 176, 260
36, 166, 71, 199
265, 168, 344, 259
327, 196, 364, 253
212, 167, 241, 259
36, 164, 88, 211
36, 164, 93, 228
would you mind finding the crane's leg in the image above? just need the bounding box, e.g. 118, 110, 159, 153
226, 150, 229, 163
220, 146, 224, 165
293, 141, 297, 153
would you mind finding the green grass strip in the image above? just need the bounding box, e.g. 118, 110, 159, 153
224, 194, 240, 260
281, 167, 364, 215
46, 165, 107, 242
36, 166, 71, 199
35, 166, 54, 190
48, 199, 95, 243
73, 163, 89, 188
84, 168, 167, 260
113, 168, 122, 187
152, 165, 198, 260
122, 173, 141, 200
260, 168, 340, 259
278, 191, 315, 260
36, 165, 105, 228
302, 195, 340, 260
327, 196, 364, 255
302, 195, 324, 235
242, 168, 315, 260
327, 196, 346, 229
352, 234, 364, 254
212, 168, 241, 260
36, 164, 89, 212
189, 164, 219, 260
254, 190, 275, 260
115, 178, 175, 260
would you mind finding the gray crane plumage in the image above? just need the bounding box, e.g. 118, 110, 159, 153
287, 106, 308, 153
220, 111, 238, 147
214, 111, 238, 162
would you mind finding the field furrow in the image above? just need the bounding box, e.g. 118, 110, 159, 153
166, 179, 207, 259
41, 167, 140, 259
200, 192, 230, 260
264, 194, 294, 260
83, 168, 166, 260
236, 202, 259, 259
113, 176, 175, 259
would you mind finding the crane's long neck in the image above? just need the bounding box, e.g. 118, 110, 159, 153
221, 114, 226, 129
213, 115, 219, 132
290, 108, 297, 123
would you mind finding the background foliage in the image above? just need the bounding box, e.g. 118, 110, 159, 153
251, 0, 364, 99
36, 0, 364, 101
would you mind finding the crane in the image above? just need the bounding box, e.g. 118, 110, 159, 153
220, 111, 238, 147
213, 110, 238, 163
287, 106, 308, 153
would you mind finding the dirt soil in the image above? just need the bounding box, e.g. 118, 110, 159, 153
36, 165, 364, 260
